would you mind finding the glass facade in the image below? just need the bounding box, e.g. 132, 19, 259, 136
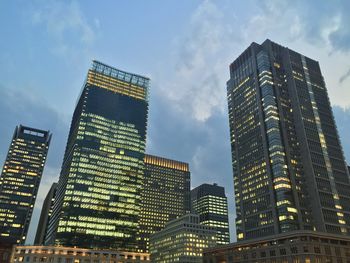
34, 182, 57, 245
191, 183, 230, 245
227, 40, 350, 240
45, 61, 149, 250
138, 154, 191, 252
0, 125, 51, 245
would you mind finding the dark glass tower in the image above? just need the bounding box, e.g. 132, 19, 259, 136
138, 154, 191, 252
34, 182, 57, 245
227, 40, 350, 240
191, 183, 230, 244
0, 125, 51, 245
45, 61, 149, 250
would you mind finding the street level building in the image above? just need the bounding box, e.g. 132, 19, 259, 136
138, 154, 191, 252
11, 246, 150, 263
149, 214, 217, 263
34, 183, 57, 245
203, 231, 350, 263
45, 60, 149, 250
227, 39, 350, 241
191, 183, 230, 245
0, 125, 51, 246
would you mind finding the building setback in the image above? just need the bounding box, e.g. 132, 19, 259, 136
191, 183, 230, 245
45, 60, 149, 250
227, 39, 350, 241
149, 214, 217, 263
0, 125, 51, 245
138, 154, 191, 252
34, 183, 57, 245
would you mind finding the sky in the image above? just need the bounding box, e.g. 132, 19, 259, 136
0, 0, 350, 244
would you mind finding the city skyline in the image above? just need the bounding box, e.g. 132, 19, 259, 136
1, 1, 350, 244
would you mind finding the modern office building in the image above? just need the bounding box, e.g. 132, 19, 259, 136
227, 39, 350, 241
138, 154, 191, 252
149, 214, 217, 263
34, 183, 57, 245
191, 183, 230, 245
11, 246, 150, 263
203, 230, 350, 263
0, 125, 51, 245
45, 60, 149, 250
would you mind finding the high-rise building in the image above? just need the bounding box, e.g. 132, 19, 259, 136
45, 60, 149, 250
227, 39, 350, 241
149, 214, 217, 263
138, 154, 191, 252
0, 125, 51, 245
191, 183, 230, 245
34, 182, 57, 245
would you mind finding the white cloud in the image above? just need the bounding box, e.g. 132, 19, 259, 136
157, 0, 239, 122
31, 1, 97, 58
157, 0, 350, 124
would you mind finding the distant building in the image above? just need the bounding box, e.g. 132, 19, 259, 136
10, 246, 150, 263
227, 39, 350, 241
203, 231, 350, 263
45, 61, 149, 250
138, 154, 191, 252
34, 183, 57, 245
191, 183, 230, 245
0, 125, 51, 246
150, 214, 217, 263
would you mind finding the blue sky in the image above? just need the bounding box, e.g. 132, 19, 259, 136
1, 0, 350, 243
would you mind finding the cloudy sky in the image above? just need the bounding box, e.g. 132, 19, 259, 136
1, 0, 350, 243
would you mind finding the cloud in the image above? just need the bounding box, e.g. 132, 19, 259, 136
31, 0, 97, 58
0, 87, 69, 244
339, 68, 350, 84
147, 83, 235, 240
333, 106, 350, 164
156, 0, 237, 122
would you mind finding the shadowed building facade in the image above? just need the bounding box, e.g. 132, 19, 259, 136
150, 214, 217, 263
138, 154, 191, 252
45, 61, 149, 250
227, 40, 350, 241
191, 183, 230, 245
34, 182, 57, 245
0, 125, 51, 246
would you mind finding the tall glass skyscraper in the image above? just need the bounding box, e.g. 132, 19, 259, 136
138, 154, 191, 252
227, 40, 350, 240
191, 183, 230, 244
0, 125, 51, 245
45, 61, 149, 250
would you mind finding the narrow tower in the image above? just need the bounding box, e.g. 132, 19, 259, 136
0, 125, 51, 245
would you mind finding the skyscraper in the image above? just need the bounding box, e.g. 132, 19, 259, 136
0, 125, 51, 245
227, 39, 350, 241
45, 60, 149, 250
191, 183, 230, 244
34, 182, 57, 245
138, 154, 191, 252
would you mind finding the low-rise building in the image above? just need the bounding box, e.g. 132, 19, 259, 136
150, 214, 217, 263
11, 246, 150, 263
203, 231, 350, 263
